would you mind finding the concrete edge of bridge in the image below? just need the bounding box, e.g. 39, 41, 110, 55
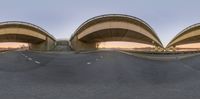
118, 51, 200, 61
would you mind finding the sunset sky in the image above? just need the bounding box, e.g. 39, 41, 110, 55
98, 42, 153, 49
0, 0, 200, 48
177, 43, 200, 48
0, 43, 28, 48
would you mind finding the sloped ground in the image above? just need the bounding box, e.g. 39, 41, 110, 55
0, 51, 200, 99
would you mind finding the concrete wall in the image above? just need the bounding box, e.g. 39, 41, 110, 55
71, 18, 163, 51
0, 24, 56, 51
70, 21, 162, 51
30, 36, 56, 51
77, 21, 161, 45
71, 36, 96, 51
0, 27, 46, 40
53, 40, 72, 51
168, 29, 200, 47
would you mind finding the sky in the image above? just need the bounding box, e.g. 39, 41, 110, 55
0, 43, 28, 48
0, 0, 200, 46
98, 42, 153, 49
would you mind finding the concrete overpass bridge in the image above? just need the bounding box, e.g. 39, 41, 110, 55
70, 14, 163, 51
0, 21, 56, 51
167, 23, 200, 51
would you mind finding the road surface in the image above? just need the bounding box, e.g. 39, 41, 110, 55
0, 51, 200, 99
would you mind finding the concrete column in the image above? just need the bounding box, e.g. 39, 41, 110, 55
172, 46, 176, 52
71, 36, 96, 51
30, 37, 55, 51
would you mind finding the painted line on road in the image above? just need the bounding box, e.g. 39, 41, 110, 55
35, 61, 41, 64
87, 62, 91, 65
28, 58, 32, 61
21, 53, 41, 65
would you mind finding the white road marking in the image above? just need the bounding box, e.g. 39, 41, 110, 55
87, 62, 91, 65
28, 58, 32, 61
21, 53, 27, 58
21, 53, 41, 65
35, 61, 41, 64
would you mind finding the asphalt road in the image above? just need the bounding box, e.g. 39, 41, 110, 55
1, 51, 200, 99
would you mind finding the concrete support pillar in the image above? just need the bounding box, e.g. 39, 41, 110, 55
154, 46, 158, 52
30, 37, 55, 51
71, 36, 96, 51
172, 46, 176, 52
